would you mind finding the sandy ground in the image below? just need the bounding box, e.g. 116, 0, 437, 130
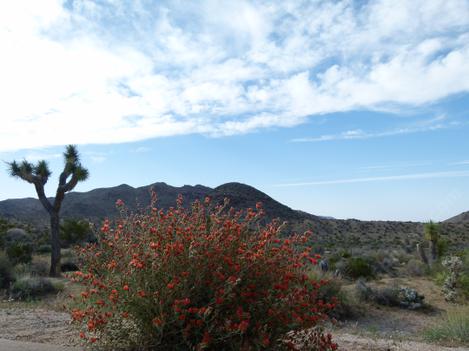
0, 307, 78, 347
0, 306, 468, 351
334, 332, 469, 351
0, 338, 80, 351
0, 276, 468, 351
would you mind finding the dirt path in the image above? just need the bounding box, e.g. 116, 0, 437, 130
334, 332, 469, 351
0, 307, 78, 347
0, 303, 467, 351
0, 338, 80, 351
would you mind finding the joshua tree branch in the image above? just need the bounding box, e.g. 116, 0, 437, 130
33, 181, 53, 215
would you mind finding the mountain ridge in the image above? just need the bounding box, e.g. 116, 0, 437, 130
0, 181, 468, 251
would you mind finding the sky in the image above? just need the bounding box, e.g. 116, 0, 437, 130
0, 0, 468, 221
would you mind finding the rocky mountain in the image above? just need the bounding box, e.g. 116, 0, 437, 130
0, 182, 308, 226
0, 182, 468, 251
444, 211, 469, 223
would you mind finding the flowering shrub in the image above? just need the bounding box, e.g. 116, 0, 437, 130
69, 193, 337, 350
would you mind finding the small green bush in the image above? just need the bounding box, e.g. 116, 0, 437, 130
60, 219, 91, 247
344, 257, 374, 279
437, 238, 449, 258
404, 259, 428, 277
0, 218, 15, 249
356, 280, 425, 309
36, 244, 52, 254
308, 269, 358, 320
424, 308, 469, 344
0, 253, 15, 289
5, 228, 33, 265
29, 260, 50, 277
10, 276, 62, 300
460, 275, 469, 300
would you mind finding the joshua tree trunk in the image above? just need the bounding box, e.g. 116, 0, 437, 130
50, 212, 61, 277
417, 243, 429, 266
430, 239, 437, 262
424, 221, 440, 264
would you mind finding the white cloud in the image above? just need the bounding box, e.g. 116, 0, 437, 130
134, 146, 151, 153
24, 152, 61, 162
359, 162, 433, 171
83, 151, 107, 163
274, 170, 469, 187
291, 115, 447, 142
450, 160, 469, 165
1, 0, 469, 151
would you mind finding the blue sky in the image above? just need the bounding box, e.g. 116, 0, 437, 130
0, 0, 468, 221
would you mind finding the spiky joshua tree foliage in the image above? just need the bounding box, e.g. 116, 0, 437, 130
8, 145, 88, 276
424, 220, 440, 262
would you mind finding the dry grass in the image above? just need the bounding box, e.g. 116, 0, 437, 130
423, 306, 469, 345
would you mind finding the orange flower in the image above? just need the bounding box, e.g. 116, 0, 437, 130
152, 317, 163, 326
87, 320, 95, 331
238, 320, 249, 332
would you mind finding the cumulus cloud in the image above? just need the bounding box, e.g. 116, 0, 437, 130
1, 0, 469, 151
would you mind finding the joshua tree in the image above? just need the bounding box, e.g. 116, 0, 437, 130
424, 220, 440, 262
7, 145, 88, 276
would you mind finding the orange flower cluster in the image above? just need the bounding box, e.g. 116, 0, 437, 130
69, 194, 337, 350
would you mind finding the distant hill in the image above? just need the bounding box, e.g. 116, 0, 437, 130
0, 181, 468, 251
444, 211, 469, 223
0, 182, 308, 226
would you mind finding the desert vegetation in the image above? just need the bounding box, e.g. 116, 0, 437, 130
68, 195, 338, 350
0, 189, 468, 350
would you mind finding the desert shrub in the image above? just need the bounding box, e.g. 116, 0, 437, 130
4, 228, 33, 265
355, 280, 374, 302
460, 250, 469, 300
10, 276, 62, 300
0, 218, 16, 249
308, 269, 357, 320
36, 244, 52, 254
327, 250, 351, 271
460, 275, 469, 300
356, 280, 425, 310
372, 257, 398, 276
371, 284, 401, 306
61, 248, 75, 259
343, 257, 374, 280
69, 196, 337, 350
29, 260, 50, 277
424, 307, 469, 344
60, 219, 92, 248
437, 238, 449, 259
404, 259, 428, 277
0, 253, 15, 289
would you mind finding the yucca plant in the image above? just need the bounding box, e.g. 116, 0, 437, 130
424, 220, 440, 262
